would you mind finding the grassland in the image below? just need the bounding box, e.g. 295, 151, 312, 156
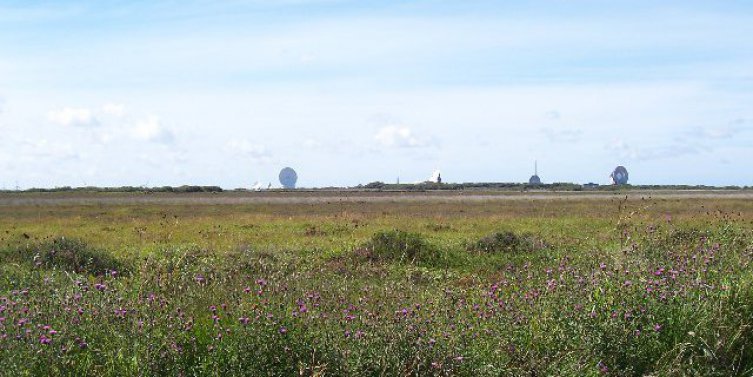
1, 191, 753, 376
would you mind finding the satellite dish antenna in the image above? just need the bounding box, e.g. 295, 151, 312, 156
610, 165, 629, 185
528, 160, 542, 185
279, 167, 298, 189
429, 169, 441, 183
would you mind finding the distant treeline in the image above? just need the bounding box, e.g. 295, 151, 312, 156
0, 185, 224, 193
355, 181, 751, 191
0, 182, 749, 194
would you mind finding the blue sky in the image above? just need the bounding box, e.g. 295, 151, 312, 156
0, 1, 752, 188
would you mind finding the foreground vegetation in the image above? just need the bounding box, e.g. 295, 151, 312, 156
1, 193, 752, 376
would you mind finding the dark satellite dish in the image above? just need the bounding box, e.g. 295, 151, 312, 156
529, 161, 542, 185
279, 167, 298, 189
610, 166, 629, 185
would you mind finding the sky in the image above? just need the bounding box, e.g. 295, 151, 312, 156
1, 0, 752, 188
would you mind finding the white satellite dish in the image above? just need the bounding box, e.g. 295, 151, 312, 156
252, 182, 263, 191
279, 167, 298, 189
429, 169, 442, 183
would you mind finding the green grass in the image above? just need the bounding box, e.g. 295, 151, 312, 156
1, 193, 753, 376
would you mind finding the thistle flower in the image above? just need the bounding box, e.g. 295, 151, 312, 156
598, 361, 608, 374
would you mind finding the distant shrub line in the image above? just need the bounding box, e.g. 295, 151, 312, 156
0, 185, 224, 193
1, 183, 750, 193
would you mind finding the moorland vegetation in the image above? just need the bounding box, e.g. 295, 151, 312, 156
1, 194, 752, 376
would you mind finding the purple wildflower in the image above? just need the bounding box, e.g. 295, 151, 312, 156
598, 361, 608, 374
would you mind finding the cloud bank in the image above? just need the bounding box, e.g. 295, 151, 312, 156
48, 107, 99, 127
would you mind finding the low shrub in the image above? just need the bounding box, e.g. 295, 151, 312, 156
360, 230, 435, 264
18, 237, 127, 276
468, 231, 547, 254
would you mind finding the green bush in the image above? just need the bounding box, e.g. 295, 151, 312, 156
19, 237, 127, 276
468, 231, 547, 254
362, 230, 435, 263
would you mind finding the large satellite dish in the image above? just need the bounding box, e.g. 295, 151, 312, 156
610, 166, 629, 185
279, 167, 298, 189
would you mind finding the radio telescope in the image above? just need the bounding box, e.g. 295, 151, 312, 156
610, 166, 629, 185
429, 169, 442, 183
528, 161, 542, 185
279, 167, 298, 189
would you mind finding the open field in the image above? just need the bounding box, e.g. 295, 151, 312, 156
2, 191, 753, 376
3, 189, 753, 207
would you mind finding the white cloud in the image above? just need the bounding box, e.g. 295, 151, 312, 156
698, 126, 739, 139
609, 139, 704, 161
544, 110, 561, 120
48, 107, 99, 127
302, 138, 323, 148
20, 139, 79, 160
227, 140, 272, 162
130, 116, 174, 144
102, 103, 126, 117
541, 127, 583, 143
689, 119, 752, 140
374, 126, 431, 148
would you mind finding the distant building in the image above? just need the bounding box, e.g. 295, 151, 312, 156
583, 182, 599, 189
